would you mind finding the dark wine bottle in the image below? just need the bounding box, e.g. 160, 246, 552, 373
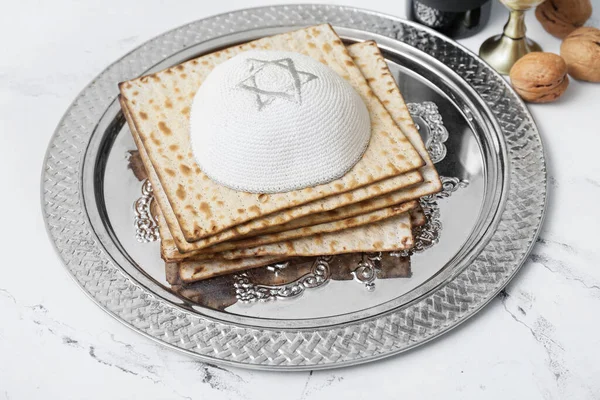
408, 0, 492, 39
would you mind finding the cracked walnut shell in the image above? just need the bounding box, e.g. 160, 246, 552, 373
561, 27, 600, 82
510, 53, 569, 103
535, 0, 592, 39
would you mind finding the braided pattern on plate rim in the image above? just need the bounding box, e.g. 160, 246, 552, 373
41, 4, 547, 370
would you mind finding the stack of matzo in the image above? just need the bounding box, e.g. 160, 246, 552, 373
119, 24, 441, 284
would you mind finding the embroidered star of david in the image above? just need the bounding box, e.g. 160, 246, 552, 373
237, 58, 318, 110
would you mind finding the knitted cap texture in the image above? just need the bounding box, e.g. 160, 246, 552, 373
189, 50, 371, 193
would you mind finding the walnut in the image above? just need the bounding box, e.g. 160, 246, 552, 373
535, 0, 592, 39
509, 52, 569, 103
560, 27, 600, 82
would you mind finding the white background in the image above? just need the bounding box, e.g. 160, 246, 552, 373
1, 1, 599, 399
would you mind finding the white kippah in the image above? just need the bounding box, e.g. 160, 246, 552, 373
189, 50, 371, 193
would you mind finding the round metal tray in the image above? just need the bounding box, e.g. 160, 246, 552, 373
41, 4, 547, 370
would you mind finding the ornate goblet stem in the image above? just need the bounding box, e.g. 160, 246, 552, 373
479, 0, 546, 75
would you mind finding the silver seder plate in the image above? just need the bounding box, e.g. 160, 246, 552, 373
42, 5, 547, 370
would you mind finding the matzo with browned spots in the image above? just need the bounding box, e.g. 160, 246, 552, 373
179, 256, 288, 283
175, 203, 424, 282
171, 200, 417, 259
153, 40, 440, 259
214, 211, 414, 259
119, 24, 424, 243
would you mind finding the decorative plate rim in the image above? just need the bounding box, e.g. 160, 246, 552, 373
41, 4, 547, 371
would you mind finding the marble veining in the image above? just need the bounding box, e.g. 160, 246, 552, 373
499, 289, 567, 384
534, 238, 600, 296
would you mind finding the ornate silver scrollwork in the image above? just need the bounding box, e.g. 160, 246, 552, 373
134, 179, 159, 243
233, 257, 331, 303
407, 101, 449, 164
392, 176, 469, 258
351, 253, 382, 291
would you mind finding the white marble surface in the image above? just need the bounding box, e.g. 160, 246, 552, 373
1, 0, 600, 398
